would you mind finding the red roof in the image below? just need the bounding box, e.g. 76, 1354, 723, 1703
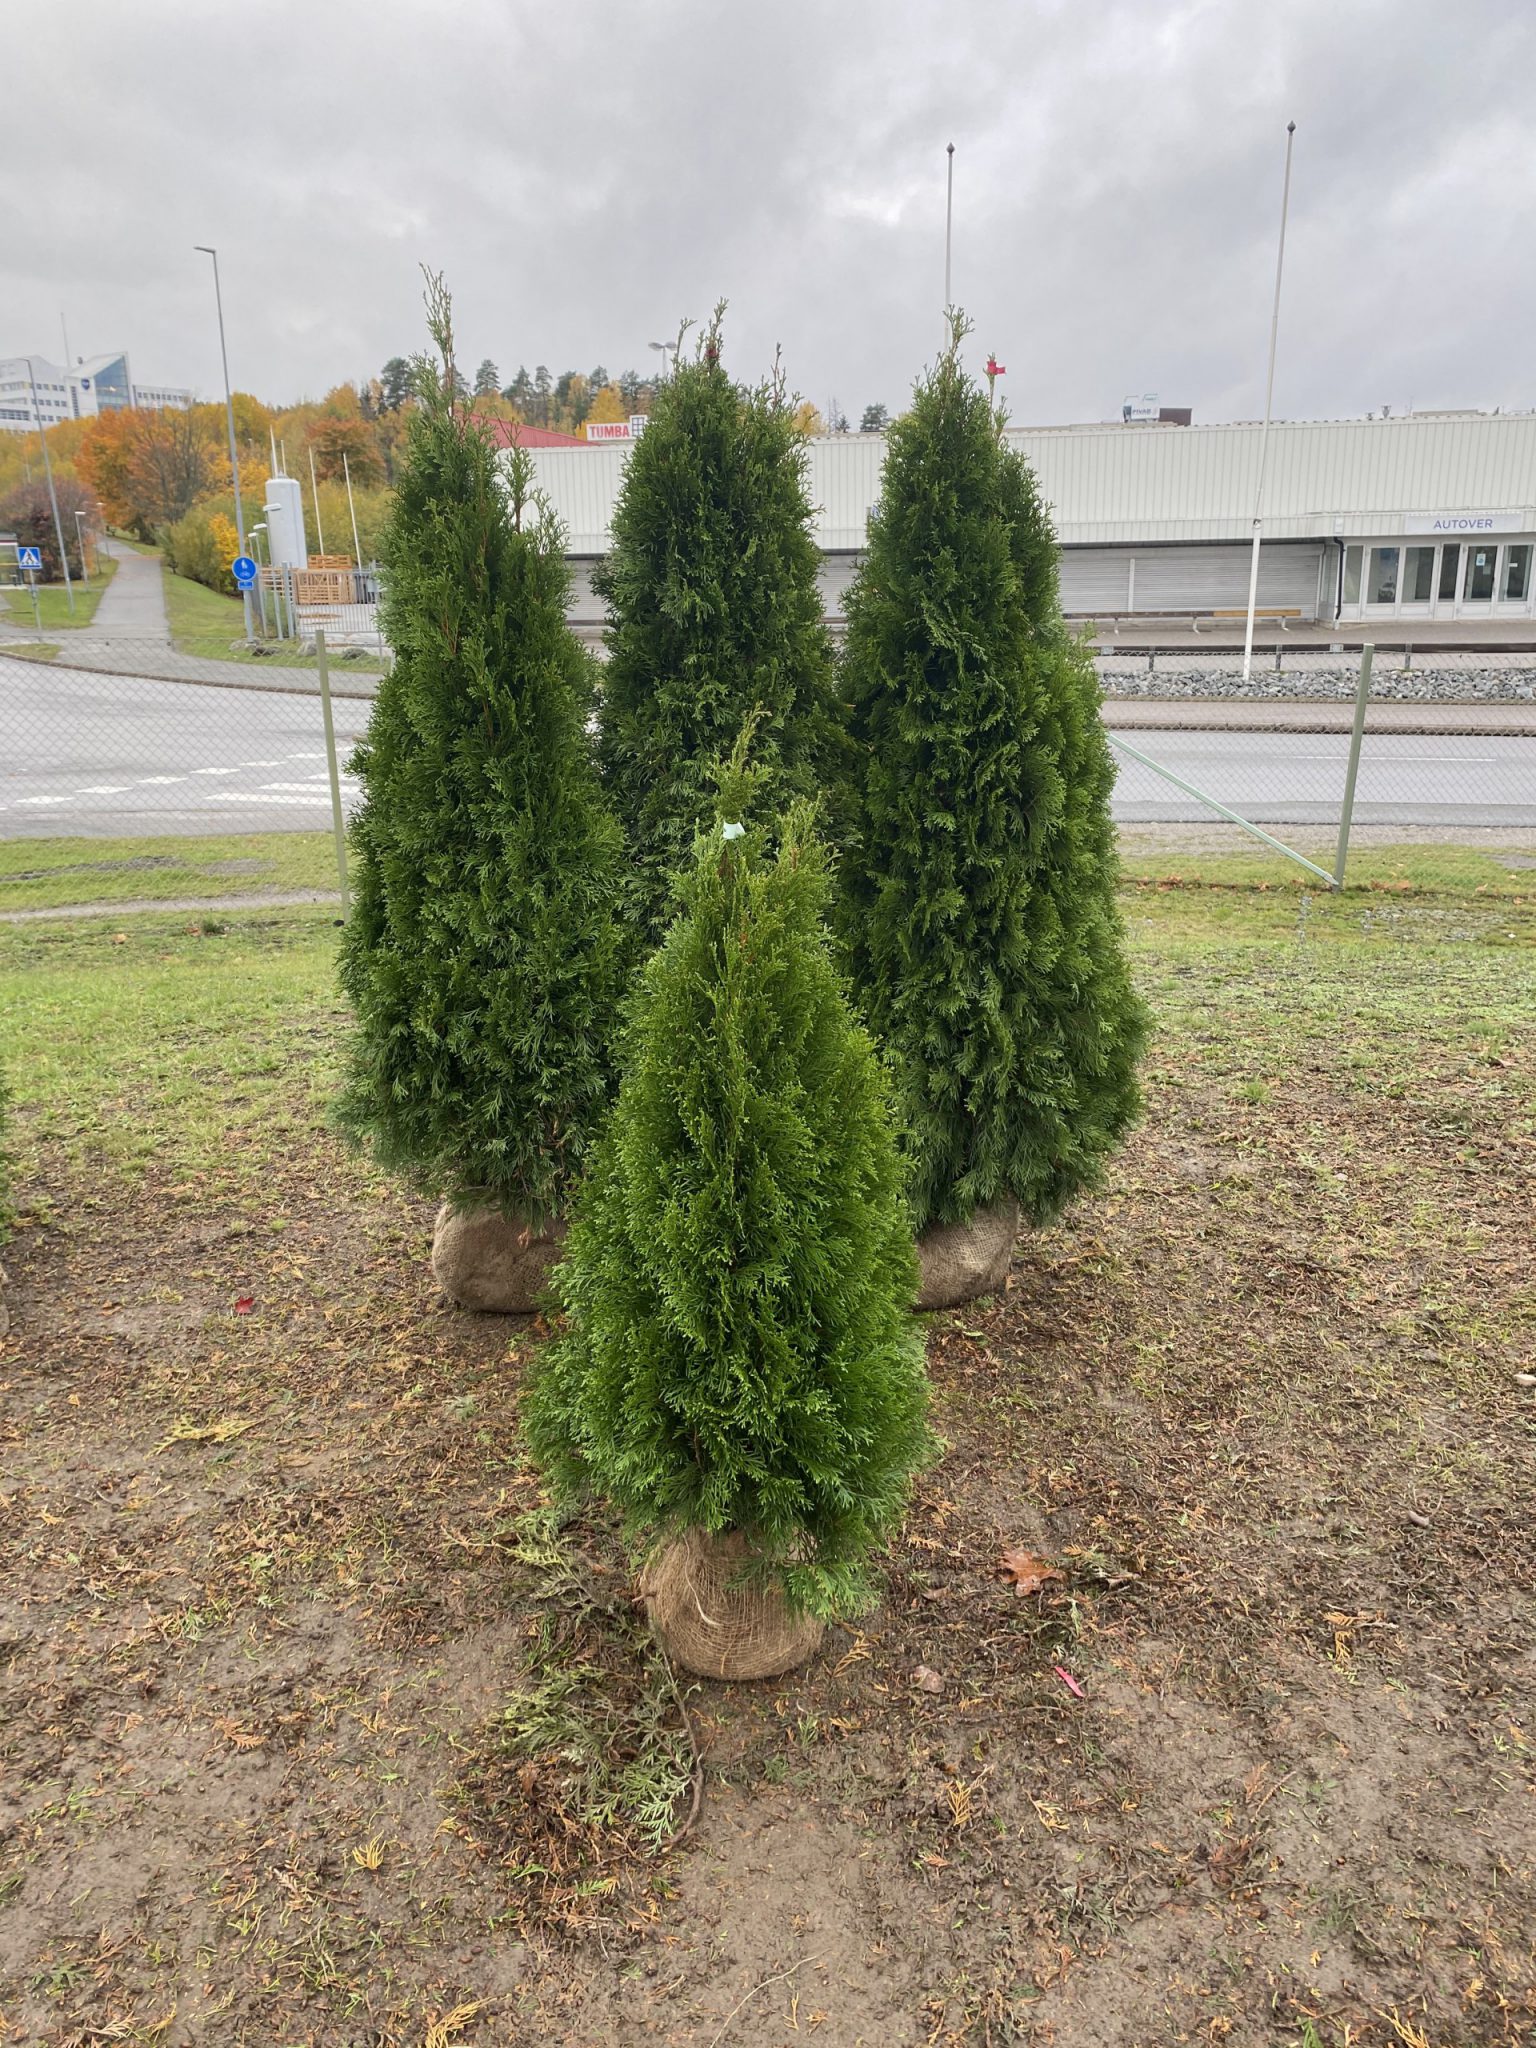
475, 416, 589, 450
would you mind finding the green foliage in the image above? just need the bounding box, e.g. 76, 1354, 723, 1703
0, 477, 90, 582
337, 276, 624, 1218
304, 480, 391, 564
838, 327, 1147, 1233
161, 505, 236, 594
526, 800, 933, 1618
594, 312, 835, 935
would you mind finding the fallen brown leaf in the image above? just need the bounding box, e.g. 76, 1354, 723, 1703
999, 1547, 1064, 1596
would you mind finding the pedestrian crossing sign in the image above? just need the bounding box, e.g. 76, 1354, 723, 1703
17, 545, 43, 571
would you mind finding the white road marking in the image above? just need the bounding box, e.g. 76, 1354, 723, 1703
191, 767, 241, 777
16, 795, 67, 806
137, 775, 187, 785
208, 792, 334, 805
76, 784, 131, 794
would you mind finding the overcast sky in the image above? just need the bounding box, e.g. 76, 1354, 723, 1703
8, 0, 1533, 426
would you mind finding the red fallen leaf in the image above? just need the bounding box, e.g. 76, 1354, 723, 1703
1052, 1665, 1086, 1699
234, 1296, 255, 1315
1000, 1548, 1064, 1596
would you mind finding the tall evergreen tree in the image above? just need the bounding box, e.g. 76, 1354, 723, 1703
594, 311, 835, 936
380, 356, 412, 411
526, 791, 932, 1622
473, 357, 501, 396
337, 276, 624, 1223
838, 324, 1146, 1237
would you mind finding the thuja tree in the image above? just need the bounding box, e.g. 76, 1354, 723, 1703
838, 324, 1146, 1241
526, 790, 932, 1634
337, 276, 624, 1226
595, 311, 835, 935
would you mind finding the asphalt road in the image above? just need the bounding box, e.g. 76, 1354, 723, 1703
2, 658, 373, 837
1109, 727, 1536, 828
3, 656, 1533, 839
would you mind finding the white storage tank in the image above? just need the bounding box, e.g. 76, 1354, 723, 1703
263, 475, 309, 570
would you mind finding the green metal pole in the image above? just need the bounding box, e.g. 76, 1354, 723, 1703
1105, 733, 1340, 888
316, 629, 350, 909
1333, 643, 1373, 890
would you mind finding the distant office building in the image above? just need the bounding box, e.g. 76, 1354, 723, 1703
0, 352, 192, 433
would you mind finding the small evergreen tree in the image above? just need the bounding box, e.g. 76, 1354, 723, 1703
337, 275, 624, 1221
838, 324, 1146, 1234
595, 310, 835, 936
526, 791, 933, 1619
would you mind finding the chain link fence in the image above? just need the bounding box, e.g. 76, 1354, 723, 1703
3, 611, 1535, 915
1101, 646, 1536, 887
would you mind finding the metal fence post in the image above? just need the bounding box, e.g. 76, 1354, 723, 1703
1333, 642, 1373, 890
316, 629, 350, 909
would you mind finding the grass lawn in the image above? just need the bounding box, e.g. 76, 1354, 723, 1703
0, 865, 1532, 2046
163, 561, 385, 672
1, 557, 117, 630
0, 831, 341, 915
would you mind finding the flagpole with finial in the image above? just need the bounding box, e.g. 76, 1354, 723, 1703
944, 142, 955, 331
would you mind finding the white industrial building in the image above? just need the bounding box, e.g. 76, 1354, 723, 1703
528, 409, 1536, 630
0, 352, 192, 432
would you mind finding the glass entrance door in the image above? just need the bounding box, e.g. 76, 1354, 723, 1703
1464, 543, 1498, 604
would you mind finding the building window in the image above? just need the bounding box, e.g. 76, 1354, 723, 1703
1438, 544, 1461, 602
1502, 544, 1532, 603
1343, 545, 1362, 605
1465, 545, 1497, 602
1402, 546, 1435, 603
1369, 546, 1399, 605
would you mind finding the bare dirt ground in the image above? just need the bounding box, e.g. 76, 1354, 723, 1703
2, 911, 1534, 2047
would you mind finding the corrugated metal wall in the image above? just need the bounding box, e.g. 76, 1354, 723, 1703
531, 413, 1536, 554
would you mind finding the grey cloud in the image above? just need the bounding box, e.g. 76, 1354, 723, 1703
6, 0, 1532, 423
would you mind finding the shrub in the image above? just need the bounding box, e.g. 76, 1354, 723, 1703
336, 277, 624, 1219
161, 506, 236, 594
594, 310, 835, 936
526, 790, 933, 1619
837, 324, 1147, 1233
0, 478, 91, 582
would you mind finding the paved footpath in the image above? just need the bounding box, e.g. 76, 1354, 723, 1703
86, 543, 171, 640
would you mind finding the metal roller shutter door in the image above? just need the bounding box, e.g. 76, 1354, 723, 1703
1125, 544, 1323, 616
1060, 544, 1323, 616
1060, 550, 1135, 613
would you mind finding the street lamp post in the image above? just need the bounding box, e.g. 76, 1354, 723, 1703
72, 508, 91, 582
195, 244, 254, 642
648, 340, 677, 379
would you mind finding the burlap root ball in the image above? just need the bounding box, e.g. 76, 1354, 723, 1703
641, 1527, 826, 1680
431, 1202, 566, 1314
914, 1197, 1019, 1312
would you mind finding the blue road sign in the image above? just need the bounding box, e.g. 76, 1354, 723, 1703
17, 545, 43, 571
231, 555, 257, 589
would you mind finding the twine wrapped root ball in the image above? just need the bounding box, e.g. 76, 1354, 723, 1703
641, 1529, 825, 1680
914, 1198, 1019, 1311
431, 1202, 566, 1314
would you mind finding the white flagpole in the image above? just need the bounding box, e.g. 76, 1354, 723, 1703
1242, 121, 1296, 686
